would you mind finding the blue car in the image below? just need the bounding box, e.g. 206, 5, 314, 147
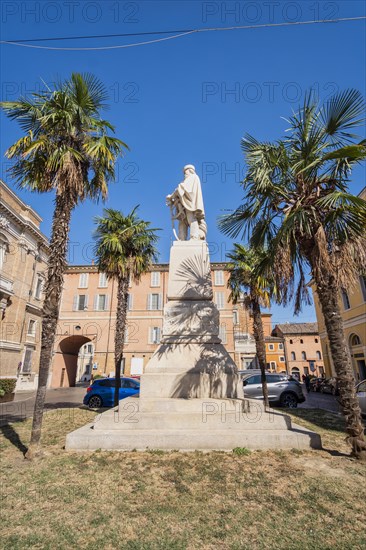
83, 377, 140, 408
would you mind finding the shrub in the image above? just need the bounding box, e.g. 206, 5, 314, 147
0, 378, 17, 394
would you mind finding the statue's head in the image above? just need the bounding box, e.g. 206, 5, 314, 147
183, 164, 195, 176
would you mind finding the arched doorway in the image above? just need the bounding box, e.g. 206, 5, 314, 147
52, 335, 92, 388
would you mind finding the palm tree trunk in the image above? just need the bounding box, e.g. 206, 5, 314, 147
26, 192, 75, 458
314, 271, 366, 460
114, 274, 130, 407
251, 295, 270, 409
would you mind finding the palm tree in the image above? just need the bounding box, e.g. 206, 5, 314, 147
94, 207, 159, 406
219, 89, 366, 459
1, 73, 128, 457
226, 244, 271, 409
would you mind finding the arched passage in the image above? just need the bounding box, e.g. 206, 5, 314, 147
52, 335, 92, 388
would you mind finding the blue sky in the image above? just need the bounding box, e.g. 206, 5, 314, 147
1, 0, 365, 325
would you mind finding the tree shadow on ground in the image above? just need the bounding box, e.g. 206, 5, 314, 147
0, 422, 28, 455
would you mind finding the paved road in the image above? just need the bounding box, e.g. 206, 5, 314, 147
0, 386, 87, 425
298, 386, 342, 413
0, 384, 342, 425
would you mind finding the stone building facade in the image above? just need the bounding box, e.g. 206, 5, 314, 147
51, 263, 273, 387
0, 180, 49, 390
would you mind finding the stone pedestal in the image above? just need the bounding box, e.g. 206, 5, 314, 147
65, 240, 321, 452
142, 240, 242, 399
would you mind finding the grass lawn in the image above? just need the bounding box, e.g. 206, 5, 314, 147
1, 407, 365, 550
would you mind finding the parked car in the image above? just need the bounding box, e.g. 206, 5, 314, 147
83, 377, 140, 408
242, 373, 305, 408
356, 379, 366, 416
319, 377, 339, 396
309, 377, 324, 392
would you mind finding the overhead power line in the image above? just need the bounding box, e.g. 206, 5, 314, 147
1, 16, 365, 51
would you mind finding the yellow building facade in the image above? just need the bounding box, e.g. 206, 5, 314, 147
313, 187, 366, 382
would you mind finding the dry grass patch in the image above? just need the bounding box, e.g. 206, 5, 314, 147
1, 408, 365, 550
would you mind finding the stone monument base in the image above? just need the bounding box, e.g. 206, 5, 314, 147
140, 342, 243, 399
65, 396, 321, 451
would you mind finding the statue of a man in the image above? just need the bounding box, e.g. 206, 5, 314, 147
166, 165, 207, 241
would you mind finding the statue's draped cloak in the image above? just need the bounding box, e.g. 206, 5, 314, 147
177, 174, 205, 219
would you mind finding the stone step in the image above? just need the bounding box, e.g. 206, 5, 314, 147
92, 408, 291, 431
66, 424, 321, 451
139, 397, 251, 413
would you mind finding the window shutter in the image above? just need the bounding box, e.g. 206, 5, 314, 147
84, 295, 89, 309
73, 295, 78, 311
157, 327, 161, 343
104, 295, 109, 311
94, 295, 98, 311
148, 327, 153, 344
147, 294, 152, 310
158, 294, 162, 310
128, 294, 133, 311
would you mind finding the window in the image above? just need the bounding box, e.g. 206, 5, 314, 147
149, 326, 161, 344
270, 361, 276, 370
341, 288, 351, 310
79, 273, 89, 288
289, 339, 293, 344
244, 375, 261, 386
147, 293, 161, 310
22, 347, 33, 373
233, 310, 239, 325
268, 344, 274, 351
86, 344, 93, 354
94, 294, 108, 311
98, 273, 108, 288
73, 294, 88, 311
127, 293, 133, 311
319, 366, 324, 376
291, 352, 296, 361
214, 270, 224, 286
279, 343, 284, 350
215, 292, 225, 310
300, 339, 304, 344
360, 275, 366, 302
151, 271, 161, 287
315, 338, 319, 343
301, 351, 307, 360
219, 324, 227, 344
316, 350, 322, 360
303, 366, 309, 375
27, 320, 36, 336
350, 334, 361, 346
279, 356, 285, 363
34, 276, 43, 300
268, 374, 286, 383
0, 235, 9, 270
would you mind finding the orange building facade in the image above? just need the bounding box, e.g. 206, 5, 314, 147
52, 263, 273, 387
272, 323, 325, 379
